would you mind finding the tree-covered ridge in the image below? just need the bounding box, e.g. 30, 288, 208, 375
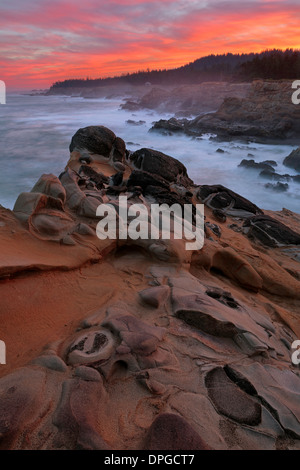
50, 49, 300, 90
236, 49, 300, 80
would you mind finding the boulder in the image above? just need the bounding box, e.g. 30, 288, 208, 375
197, 184, 263, 217
264, 182, 289, 192
128, 148, 192, 186
69, 125, 126, 169
243, 214, 300, 246
238, 159, 275, 171
283, 147, 300, 172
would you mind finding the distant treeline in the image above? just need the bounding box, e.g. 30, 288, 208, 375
50, 49, 300, 90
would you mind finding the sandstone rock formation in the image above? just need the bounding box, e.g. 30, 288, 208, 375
0, 125, 299, 450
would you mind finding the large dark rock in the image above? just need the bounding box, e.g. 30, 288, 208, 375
129, 148, 192, 186
239, 159, 275, 171
127, 170, 170, 192
151, 117, 186, 133
197, 184, 263, 216
283, 147, 300, 172
144, 186, 192, 207
69, 125, 126, 164
259, 170, 291, 181
264, 182, 289, 192
244, 214, 300, 247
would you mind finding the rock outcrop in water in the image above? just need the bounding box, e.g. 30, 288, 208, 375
0, 125, 300, 450
284, 147, 300, 172
151, 80, 300, 142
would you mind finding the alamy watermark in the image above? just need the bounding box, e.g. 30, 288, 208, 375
291, 80, 300, 105
291, 340, 300, 365
0, 80, 6, 104
95, 196, 205, 251
0, 340, 6, 364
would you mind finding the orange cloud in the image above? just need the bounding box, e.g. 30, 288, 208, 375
0, 0, 299, 89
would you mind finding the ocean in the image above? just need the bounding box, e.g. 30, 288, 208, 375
0, 92, 299, 213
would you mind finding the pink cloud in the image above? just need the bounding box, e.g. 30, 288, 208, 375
0, 0, 299, 88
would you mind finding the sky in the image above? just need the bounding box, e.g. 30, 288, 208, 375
0, 0, 299, 89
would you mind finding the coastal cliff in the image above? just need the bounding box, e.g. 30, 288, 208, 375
152, 80, 300, 142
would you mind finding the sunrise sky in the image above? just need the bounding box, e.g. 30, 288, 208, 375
1, 0, 299, 89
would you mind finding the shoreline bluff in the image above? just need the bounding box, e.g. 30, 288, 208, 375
0, 124, 300, 450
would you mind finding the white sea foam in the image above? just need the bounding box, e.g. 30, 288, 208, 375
0, 93, 299, 213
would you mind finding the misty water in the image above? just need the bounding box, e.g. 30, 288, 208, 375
0, 93, 299, 213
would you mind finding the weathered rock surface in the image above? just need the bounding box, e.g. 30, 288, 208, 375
243, 214, 300, 247
0, 124, 300, 451
197, 184, 263, 218
69, 125, 126, 171
151, 80, 300, 142
121, 82, 250, 116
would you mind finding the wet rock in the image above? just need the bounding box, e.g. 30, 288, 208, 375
128, 148, 192, 186
79, 165, 108, 189
239, 159, 275, 171
212, 209, 227, 223
108, 171, 124, 187
243, 215, 300, 247
144, 186, 193, 208
205, 222, 221, 237
292, 175, 300, 183
259, 170, 291, 181
144, 413, 211, 450
151, 117, 186, 133
120, 100, 141, 111
127, 170, 169, 192
69, 125, 126, 169
126, 119, 145, 126
283, 147, 300, 172
197, 184, 263, 217
264, 182, 289, 192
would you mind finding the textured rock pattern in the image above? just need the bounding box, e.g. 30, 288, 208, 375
0, 125, 300, 450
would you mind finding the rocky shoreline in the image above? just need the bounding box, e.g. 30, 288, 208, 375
151, 80, 300, 143
0, 125, 300, 450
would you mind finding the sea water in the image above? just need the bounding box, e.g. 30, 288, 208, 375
0, 93, 299, 213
